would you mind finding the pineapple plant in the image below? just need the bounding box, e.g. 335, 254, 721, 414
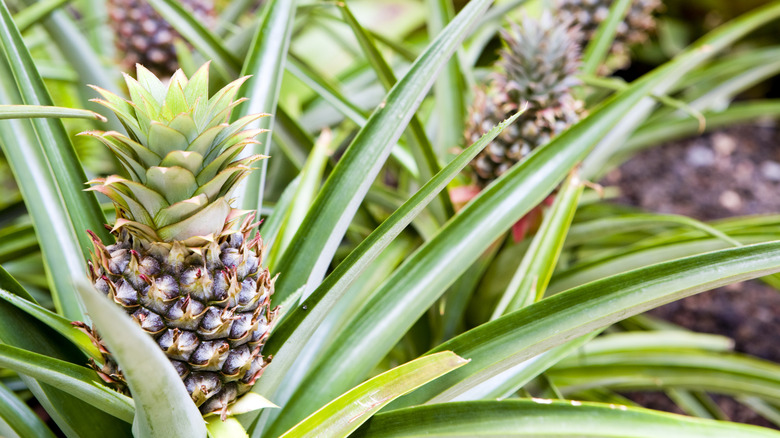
107, 0, 215, 76
0, 0, 780, 437
555, 0, 663, 71
460, 14, 583, 240
78, 63, 276, 418
466, 13, 584, 187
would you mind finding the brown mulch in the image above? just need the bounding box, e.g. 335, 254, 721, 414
605, 124, 780, 220
603, 122, 780, 427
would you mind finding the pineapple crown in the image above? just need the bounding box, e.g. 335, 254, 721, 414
494, 13, 582, 109
82, 63, 267, 245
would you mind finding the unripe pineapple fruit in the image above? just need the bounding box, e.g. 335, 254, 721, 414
555, 0, 662, 71
107, 0, 215, 76
465, 14, 584, 187
80, 63, 276, 418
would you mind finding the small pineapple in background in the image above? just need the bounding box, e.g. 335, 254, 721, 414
465, 14, 584, 188
79, 63, 276, 418
555, 0, 662, 72
107, 0, 215, 76
458, 14, 584, 241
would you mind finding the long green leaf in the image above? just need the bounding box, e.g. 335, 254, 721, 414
339, 2, 451, 224
436, 241, 501, 343
688, 58, 780, 111
279, 352, 468, 438
581, 74, 706, 126
272, 106, 312, 170
0, 381, 57, 438
655, 46, 780, 114
426, 0, 467, 157
217, 0, 258, 36
266, 129, 331, 269
397, 240, 780, 406
476, 330, 601, 401
271, 0, 494, 304
0, 288, 101, 359
12, 0, 69, 33
232, 0, 297, 213
0, 0, 108, 320
274, 235, 417, 394
580, 5, 780, 179
0, 344, 134, 422
276, 2, 780, 426
565, 213, 745, 249
491, 172, 583, 317
247, 109, 520, 437
666, 389, 726, 420
75, 0, 112, 56
74, 279, 207, 438
678, 46, 780, 89
364, 185, 440, 240
145, 0, 241, 78
740, 397, 780, 428
549, 350, 780, 404
0, 104, 106, 120
352, 400, 780, 437
549, 233, 772, 294
618, 100, 780, 159
0, 222, 38, 264
259, 176, 300, 255
421, 332, 598, 405
285, 53, 420, 178
573, 331, 736, 355
15, 0, 123, 126
580, 0, 632, 75
286, 55, 368, 126
0, 268, 132, 437
559, 331, 742, 418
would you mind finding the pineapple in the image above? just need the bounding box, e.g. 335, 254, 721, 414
107, 0, 215, 76
465, 14, 584, 187
79, 63, 276, 418
555, 0, 662, 71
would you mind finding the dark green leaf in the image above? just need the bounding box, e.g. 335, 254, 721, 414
0, 0, 108, 322
271, 0, 495, 306
0, 268, 132, 437
0, 344, 134, 422
353, 400, 780, 437
279, 352, 468, 438
232, 0, 297, 213
401, 241, 780, 405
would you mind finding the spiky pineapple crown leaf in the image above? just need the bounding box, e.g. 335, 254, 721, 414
494, 13, 582, 109
82, 63, 267, 245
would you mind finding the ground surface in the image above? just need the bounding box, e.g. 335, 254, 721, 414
604, 122, 780, 427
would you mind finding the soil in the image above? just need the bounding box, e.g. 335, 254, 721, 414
605, 124, 780, 220
603, 122, 780, 428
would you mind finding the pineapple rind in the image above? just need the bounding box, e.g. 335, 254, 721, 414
87, 218, 275, 417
